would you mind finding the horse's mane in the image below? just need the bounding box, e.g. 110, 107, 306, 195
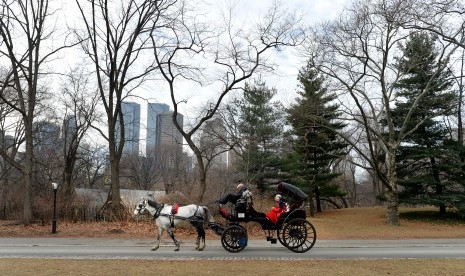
147, 199, 161, 208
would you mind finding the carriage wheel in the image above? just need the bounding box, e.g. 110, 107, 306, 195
277, 228, 285, 247
221, 225, 248, 253
282, 218, 316, 253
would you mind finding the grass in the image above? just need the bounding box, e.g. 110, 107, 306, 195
1, 206, 465, 275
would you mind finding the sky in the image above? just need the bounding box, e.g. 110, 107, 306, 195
130, 0, 348, 152
55, 0, 349, 151
129, 0, 348, 125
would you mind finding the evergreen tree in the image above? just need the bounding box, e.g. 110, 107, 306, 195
231, 77, 285, 191
286, 65, 348, 213
392, 32, 462, 215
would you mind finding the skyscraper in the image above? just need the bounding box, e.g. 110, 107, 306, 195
200, 117, 228, 168
63, 115, 77, 155
116, 101, 141, 156
157, 112, 184, 152
32, 121, 61, 154
146, 102, 169, 156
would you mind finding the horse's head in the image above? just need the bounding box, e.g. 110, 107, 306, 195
133, 198, 148, 216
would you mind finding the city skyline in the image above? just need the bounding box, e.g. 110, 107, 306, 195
115, 101, 141, 156
146, 102, 170, 156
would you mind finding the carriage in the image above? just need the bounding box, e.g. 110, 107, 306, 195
133, 182, 316, 253
217, 182, 317, 253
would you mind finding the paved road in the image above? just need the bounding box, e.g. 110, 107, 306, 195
1, 238, 465, 260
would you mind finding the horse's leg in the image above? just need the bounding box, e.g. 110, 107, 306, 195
167, 227, 180, 251
190, 222, 200, 250
193, 222, 206, 251
151, 227, 163, 251
198, 226, 206, 251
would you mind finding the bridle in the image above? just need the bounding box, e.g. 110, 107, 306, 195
136, 199, 163, 218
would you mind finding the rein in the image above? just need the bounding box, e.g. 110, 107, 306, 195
153, 203, 164, 219
143, 199, 164, 219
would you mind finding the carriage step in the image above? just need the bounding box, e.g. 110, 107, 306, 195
209, 223, 225, 236
266, 237, 277, 244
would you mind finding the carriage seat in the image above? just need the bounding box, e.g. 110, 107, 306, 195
219, 198, 254, 220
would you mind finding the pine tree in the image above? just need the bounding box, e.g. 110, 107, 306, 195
232, 77, 285, 191
286, 65, 348, 213
392, 32, 460, 215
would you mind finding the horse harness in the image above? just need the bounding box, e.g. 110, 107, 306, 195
151, 202, 203, 227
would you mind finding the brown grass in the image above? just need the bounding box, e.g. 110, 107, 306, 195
2, 206, 465, 240
1, 259, 465, 276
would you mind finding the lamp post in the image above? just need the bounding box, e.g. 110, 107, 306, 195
51, 182, 58, 234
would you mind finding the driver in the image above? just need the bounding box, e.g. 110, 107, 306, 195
218, 183, 252, 216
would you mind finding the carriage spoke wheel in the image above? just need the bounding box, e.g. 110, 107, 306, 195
221, 225, 248, 253
282, 218, 316, 253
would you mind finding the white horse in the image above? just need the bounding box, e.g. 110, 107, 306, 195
133, 198, 220, 251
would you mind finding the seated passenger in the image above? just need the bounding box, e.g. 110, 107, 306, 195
218, 183, 252, 217
265, 194, 287, 224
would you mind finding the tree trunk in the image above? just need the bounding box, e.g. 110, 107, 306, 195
22, 122, 34, 224
385, 150, 400, 226
195, 154, 207, 203
109, 152, 124, 220
385, 189, 399, 226
100, 135, 125, 221
430, 157, 446, 215
314, 186, 322, 212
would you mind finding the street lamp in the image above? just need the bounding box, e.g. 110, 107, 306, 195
51, 182, 58, 234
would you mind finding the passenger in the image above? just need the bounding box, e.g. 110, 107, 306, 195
266, 194, 287, 224
218, 183, 252, 217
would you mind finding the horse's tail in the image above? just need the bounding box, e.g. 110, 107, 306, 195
201, 206, 215, 223
202, 206, 224, 236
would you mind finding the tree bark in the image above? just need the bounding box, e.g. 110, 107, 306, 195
385, 150, 399, 226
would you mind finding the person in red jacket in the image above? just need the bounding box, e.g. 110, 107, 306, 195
266, 194, 287, 224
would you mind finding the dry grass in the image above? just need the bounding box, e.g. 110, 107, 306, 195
312, 206, 465, 239
2, 206, 465, 240
1, 207, 465, 276
1, 259, 465, 276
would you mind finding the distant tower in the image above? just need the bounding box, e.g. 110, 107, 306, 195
201, 117, 228, 168
146, 102, 169, 156
32, 121, 61, 154
156, 112, 184, 153
116, 101, 141, 156
0, 129, 14, 153
63, 115, 77, 155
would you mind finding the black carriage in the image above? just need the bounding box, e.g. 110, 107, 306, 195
217, 182, 317, 253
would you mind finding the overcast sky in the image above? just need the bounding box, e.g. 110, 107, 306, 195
132, 0, 348, 111
57, 0, 349, 150
137, 0, 348, 151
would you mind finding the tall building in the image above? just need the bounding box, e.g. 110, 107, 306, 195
0, 130, 14, 154
32, 121, 61, 154
63, 115, 78, 155
116, 101, 141, 156
146, 102, 169, 156
157, 112, 184, 151
200, 117, 228, 168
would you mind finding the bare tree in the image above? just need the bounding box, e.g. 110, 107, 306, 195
74, 0, 164, 219
151, 0, 305, 202
119, 151, 161, 191
58, 65, 99, 205
0, 0, 77, 224
0, 85, 23, 218
306, 0, 458, 225
74, 143, 108, 189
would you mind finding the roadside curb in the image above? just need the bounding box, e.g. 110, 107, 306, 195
1, 238, 465, 248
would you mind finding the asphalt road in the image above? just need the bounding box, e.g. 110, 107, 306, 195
0, 238, 465, 260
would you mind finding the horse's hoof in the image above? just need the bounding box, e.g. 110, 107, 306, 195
174, 248, 180, 251
150, 247, 159, 251
196, 248, 204, 251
